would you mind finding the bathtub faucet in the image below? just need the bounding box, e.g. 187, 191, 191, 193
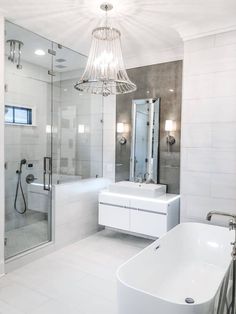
206, 211, 236, 224
206, 211, 236, 260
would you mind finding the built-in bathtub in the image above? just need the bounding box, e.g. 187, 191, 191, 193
117, 223, 233, 314
27, 174, 82, 212
29, 176, 111, 247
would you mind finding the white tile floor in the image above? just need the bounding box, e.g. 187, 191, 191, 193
5, 220, 48, 259
0, 229, 152, 314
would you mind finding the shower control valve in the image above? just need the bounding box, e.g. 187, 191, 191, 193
229, 219, 236, 231
231, 246, 236, 261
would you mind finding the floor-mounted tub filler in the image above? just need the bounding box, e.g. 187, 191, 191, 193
117, 223, 234, 314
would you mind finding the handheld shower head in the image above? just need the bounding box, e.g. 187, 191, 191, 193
20, 159, 27, 165
17, 159, 27, 174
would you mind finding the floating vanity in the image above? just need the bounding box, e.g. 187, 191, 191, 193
99, 181, 180, 238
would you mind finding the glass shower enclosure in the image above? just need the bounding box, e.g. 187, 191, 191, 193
4, 21, 103, 259
4, 21, 54, 259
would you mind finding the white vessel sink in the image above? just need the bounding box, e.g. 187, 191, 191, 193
109, 181, 166, 198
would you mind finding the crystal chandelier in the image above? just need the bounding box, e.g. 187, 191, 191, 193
74, 3, 136, 96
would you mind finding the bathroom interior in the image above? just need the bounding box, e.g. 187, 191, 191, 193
0, 1, 235, 313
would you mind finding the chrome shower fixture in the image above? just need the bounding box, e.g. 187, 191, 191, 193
6, 39, 24, 69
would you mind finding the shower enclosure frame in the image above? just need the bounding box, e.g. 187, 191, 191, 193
4, 20, 55, 260
4, 20, 104, 264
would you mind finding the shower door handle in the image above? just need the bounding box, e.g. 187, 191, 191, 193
43, 157, 52, 191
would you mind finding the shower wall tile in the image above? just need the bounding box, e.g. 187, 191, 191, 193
58, 77, 103, 179
4, 58, 50, 223
181, 30, 236, 225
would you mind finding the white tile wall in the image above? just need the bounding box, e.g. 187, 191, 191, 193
181, 30, 236, 224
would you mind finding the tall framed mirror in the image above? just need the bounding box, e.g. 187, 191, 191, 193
130, 98, 160, 183
115, 61, 182, 194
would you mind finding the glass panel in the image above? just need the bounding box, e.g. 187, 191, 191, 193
4, 21, 53, 259
14, 107, 28, 124
5, 106, 13, 123
52, 43, 103, 181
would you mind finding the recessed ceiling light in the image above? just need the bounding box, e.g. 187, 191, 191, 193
56, 58, 66, 63
55, 64, 67, 69
169, 89, 174, 93
34, 49, 45, 56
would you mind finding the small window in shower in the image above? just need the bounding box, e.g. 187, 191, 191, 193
5, 105, 33, 125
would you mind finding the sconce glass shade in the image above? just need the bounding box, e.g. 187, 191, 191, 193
74, 27, 137, 97
165, 120, 176, 132
117, 122, 129, 133
117, 122, 124, 133
78, 124, 85, 134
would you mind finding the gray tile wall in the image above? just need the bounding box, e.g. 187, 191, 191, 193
116, 60, 182, 194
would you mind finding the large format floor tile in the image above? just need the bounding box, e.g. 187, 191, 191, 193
0, 229, 152, 313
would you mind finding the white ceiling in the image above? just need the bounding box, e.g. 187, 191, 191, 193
1, 0, 236, 68
5, 21, 87, 72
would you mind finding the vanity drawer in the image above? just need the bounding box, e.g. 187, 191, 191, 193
129, 198, 168, 214
99, 193, 130, 207
99, 204, 130, 230
130, 209, 167, 237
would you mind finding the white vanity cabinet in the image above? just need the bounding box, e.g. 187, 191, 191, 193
98, 190, 180, 238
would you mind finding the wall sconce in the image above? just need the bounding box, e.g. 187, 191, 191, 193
165, 120, 176, 146
46, 125, 51, 134
46, 125, 58, 134
78, 124, 85, 134
117, 123, 129, 133
117, 122, 124, 133
117, 122, 129, 145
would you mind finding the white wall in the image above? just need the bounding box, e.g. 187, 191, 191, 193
0, 16, 5, 275
181, 30, 236, 224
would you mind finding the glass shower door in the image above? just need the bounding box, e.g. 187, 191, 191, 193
4, 21, 53, 259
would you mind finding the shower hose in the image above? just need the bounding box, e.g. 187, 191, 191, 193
14, 159, 27, 214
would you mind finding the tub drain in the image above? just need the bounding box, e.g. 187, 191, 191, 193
185, 297, 195, 304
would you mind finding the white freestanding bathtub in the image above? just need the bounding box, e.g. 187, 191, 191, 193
117, 223, 234, 314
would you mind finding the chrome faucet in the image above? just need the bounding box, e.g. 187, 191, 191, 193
207, 211, 236, 312
206, 211, 236, 223
206, 211, 236, 260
